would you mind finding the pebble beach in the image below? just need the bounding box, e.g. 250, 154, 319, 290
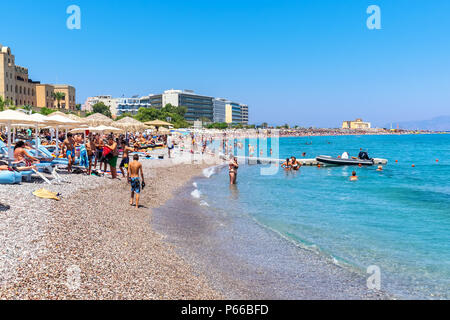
0, 156, 222, 299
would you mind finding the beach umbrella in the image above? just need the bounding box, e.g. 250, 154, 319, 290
65, 113, 87, 123
115, 116, 146, 131
46, 114, 82, 155
85, 113, 114, 126
91, 125, 124, 134
144, 119, 172, 127
48, 111, 69, 117
70, 126, 98, 134
0, 110, 44, 159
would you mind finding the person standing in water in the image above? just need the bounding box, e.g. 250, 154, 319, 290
128, 154, 145, 209
290, 157, 302, 171
350, 171, 358, 181
281, 158, 291, 170
229, 156, 239, 185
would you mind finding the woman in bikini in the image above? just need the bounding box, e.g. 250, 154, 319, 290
229, 156, 239, 185
290, 157, 301, 171
281, 158, 292, 170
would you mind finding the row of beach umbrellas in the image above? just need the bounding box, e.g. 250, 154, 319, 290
0, 110, 174, 159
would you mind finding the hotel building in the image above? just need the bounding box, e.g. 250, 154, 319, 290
225, 101, 248, 125
83, 89, 248, 124
213, 98, 227, 123
114, 97, 151, 116
83, 95, 151, 117
0, 43, 76, 110
155, 89, 214, 123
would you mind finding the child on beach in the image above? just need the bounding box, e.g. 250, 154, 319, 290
128, 154, 145, 209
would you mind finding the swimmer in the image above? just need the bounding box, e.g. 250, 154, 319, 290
377, 165, 383, 171
281, 158, 291, 170
350, 171, 358, 181
290, 157, 301, 171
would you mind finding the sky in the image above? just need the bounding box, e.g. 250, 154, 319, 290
1, 0, 450, 127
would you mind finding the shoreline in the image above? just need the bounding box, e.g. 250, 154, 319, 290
0, 160, 223, 299
151, 168, 391, 300
1, 151, 396, 300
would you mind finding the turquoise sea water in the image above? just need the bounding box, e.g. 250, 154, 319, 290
196, 134, 450, 299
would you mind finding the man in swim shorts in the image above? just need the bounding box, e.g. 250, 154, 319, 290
128, 154, 145, 209
62, 133, 75, 173
105, 135, 119, 179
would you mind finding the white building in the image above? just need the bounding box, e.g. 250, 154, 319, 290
83, 95, 152, 117
82, 95, 116, 113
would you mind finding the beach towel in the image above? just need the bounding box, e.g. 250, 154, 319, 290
79, 144, 89, 168
32, 188, 60, 201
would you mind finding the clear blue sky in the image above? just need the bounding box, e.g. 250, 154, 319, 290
2, 0, 450, 127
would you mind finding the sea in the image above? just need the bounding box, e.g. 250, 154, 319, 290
154, 134, 450, 299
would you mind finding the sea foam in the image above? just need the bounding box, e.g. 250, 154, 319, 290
191, 189, 202, 199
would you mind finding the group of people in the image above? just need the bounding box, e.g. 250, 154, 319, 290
1, 128, 155, 209
281, 157, 302, 171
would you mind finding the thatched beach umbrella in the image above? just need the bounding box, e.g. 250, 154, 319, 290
144, 119, 172, 127
115, 116, 146, 132
85, 113, 114, 126
65, 113, 87, 124
47, 111, 69, 117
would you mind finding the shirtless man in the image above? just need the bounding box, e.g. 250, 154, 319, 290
350, 171, 358, 181
13, 141, 40, 166
128, 154, 145, 209
229, 156, 239, 185
120, 140, 136, 178
62, 133, 76, 173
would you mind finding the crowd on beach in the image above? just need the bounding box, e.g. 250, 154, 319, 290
1, 125, 394, 207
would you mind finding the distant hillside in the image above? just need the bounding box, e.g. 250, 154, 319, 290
387, 116, 450, 131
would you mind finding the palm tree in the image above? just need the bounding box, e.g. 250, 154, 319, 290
0, 96, 5, 111
23, 105, 33, 114
52, 92, 66, 109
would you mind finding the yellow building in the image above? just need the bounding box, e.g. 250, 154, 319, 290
342, 118, 371, 129
0, 43, 76, 110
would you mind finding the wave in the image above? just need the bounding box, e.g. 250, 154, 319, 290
200, 200, 210, 207
203, 166, 220, 178
191, 189, 202, 199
